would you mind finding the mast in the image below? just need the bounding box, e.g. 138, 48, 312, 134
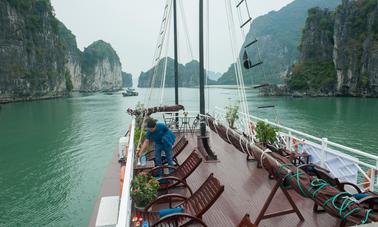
199, 0, 206, 136
198, 0, 217, 160
173, 0, 179, 124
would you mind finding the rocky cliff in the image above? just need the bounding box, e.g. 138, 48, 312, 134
0, 0, 123, 102
81, 40, 122, 92
287, 7, 337, 94
138, 57, 216, 87
287, 0, 378, 97
333, 0, 378, 96
0, 0, 67, 101
217, 0, 341, 85
57, 21, 82, 91
122, 72, 133, 88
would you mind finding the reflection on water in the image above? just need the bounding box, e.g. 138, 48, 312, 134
0, 87, 377, 226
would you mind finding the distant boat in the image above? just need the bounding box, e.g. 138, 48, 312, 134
122, 88, 138, 97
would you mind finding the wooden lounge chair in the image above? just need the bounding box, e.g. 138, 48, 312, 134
146, 134, 188, 165
142, 173, 225, 227
237, 214, 257, 227
149, 150, 202, 191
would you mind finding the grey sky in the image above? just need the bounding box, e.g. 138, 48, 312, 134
51, 0, 294, 78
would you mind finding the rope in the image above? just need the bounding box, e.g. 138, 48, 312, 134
160, 4, 173, 105
307, 179, 334, 198
224, 0, 242, 104
226, 126, 231, 144
178, 0, 193, 60
260, 148, 272, 170
225, 0, 251, 136
239, 136, 246, 153
138, 0, 172, 149
322, 192, 361, 220
276, 162, 375, 224
362, 209, 373, 224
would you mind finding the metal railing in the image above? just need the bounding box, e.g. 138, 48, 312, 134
116, 119, 136, 227
214, 106, 378, 191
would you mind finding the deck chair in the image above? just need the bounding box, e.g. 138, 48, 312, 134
237, 214, 257, 227
149, 150, 202, 191
143, 174, 225, 227
146, 134, 188, 165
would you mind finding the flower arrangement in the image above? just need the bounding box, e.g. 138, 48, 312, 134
131, 215, 144, 227
131, 172, 159, 208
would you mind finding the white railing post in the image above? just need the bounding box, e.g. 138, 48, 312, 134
370, 167, 375, 191
321, 138, 328, 168
371, 161, 378, 191
287, 131, 292, 151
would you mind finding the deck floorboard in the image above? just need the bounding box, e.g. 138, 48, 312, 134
177, 131, 339, 227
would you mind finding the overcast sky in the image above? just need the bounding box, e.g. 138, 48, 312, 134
51, 0, 294, 78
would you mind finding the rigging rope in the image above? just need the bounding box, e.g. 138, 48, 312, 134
225, 0, 252, 137
138, 0, 173, 148
178, 0, 194, 60
145, 0, 172, 106
160, 1, 173, 105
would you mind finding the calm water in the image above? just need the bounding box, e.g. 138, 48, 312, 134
1, 87, 378, 226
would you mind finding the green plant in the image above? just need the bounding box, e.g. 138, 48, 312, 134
134, 127, 142, 144
225, 104, 239, 129
131, 172, 159, 207
255, 121, 279, 146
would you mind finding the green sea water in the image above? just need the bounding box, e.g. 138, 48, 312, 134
1, 87, 378, 226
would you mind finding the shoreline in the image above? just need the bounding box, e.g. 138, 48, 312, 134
0, 89, 124, 105
260, 92, 378, 98
259, 85, 378, 98
0, 94, 68, 105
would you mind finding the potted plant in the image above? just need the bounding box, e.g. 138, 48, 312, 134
131, 172, 159, 209
225, 104, 239, 129
255, 121, 279, 148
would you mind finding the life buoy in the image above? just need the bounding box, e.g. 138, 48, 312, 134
120, 166, 126, 196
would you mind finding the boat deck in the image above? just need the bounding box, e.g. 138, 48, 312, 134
177, 130, 339, 227
90, 129, 342, 227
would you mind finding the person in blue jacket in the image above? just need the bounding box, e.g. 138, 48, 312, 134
138, 118, 176, 176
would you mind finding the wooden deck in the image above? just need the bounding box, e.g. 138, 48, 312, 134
90, 129, 342, 227
176, 130, 339, 227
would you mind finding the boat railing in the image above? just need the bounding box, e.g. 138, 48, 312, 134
116, 119, 135, 227
214, 106, 378, 191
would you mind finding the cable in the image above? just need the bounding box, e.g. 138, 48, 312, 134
138, 0, 173, 149
160, 2, 173, 105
